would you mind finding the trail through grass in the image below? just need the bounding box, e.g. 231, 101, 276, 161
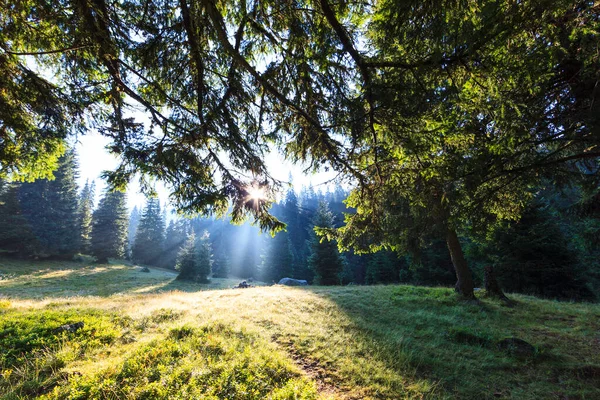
1, 259, 599, 399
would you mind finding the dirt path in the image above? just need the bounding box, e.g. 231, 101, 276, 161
272, 334, 363, 400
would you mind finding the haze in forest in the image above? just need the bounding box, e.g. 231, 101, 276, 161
1, 0, 599, 398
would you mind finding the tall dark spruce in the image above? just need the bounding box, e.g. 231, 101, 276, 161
127, 205, 141, 254
78, 179, 95, 254
132, 198, 165, 266
16, 151, 81, 259
262, 230, 294, 283
0, 182, 35, 255
176, 231, 212, 282
91, 190, 129, 263
308, 201, 345, 285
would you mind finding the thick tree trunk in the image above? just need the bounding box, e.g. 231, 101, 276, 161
484, 265, 510, 302
446, 228, 475, 299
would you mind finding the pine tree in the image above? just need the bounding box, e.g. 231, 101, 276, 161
261, 231, 294, 283
0, 182, 35, 255
17, 150, 81, 258
196, 231, 213, 283
308, 201, 345, 285
160, 219, 189, 269
132, 198, 165, 266
176, 231, 212, 282
78, 180, 95, 254
91, 190, 129, 263
127, 206, 141, 253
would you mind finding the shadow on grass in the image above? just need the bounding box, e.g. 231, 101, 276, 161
290, 285, 600, 399
0, 258, 246, 300
2, 258, 598, 399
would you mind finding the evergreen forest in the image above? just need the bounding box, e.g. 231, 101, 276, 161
1, 0, 599, 398
1, 152, 598, 300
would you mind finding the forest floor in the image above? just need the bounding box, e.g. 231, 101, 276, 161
1, 258, 599, 399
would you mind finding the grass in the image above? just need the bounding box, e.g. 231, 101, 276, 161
1, 259, 599, 399
0, 258, 248, 299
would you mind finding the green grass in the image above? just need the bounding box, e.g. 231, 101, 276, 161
0, 259, 249, 299
1, 259, 599, 399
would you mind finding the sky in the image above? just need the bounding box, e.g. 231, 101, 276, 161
75, 132, 338, 212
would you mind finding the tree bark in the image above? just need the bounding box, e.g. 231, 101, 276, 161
484, 265, 510, 302
446, 228, 475, 299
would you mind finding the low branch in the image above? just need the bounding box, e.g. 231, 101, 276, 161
202, 0, 367, 188
0, 45, 93, 56
318, 0, 380, 183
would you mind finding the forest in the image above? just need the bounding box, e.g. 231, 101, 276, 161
1, 150, 599, 300
1, 0, 599, 398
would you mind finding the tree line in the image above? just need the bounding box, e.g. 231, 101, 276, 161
2, 149, 597, 300
0, 151, 128, 262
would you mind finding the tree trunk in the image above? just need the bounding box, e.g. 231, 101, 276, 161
446, 228, 475, 299
484, 265, 511, 303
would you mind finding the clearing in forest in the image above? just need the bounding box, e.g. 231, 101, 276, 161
1, 259, 599, 399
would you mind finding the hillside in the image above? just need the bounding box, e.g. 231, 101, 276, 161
1, 259, 599, 399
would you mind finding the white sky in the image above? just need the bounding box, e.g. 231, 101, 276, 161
75, 131, 338, 212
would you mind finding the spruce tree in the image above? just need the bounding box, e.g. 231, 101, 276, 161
262, 231, 294, 283
240, 236, 260, 279
175, 232, 198, 281
292, 186, 316, 281
196, 231, 213, 283
0, 182, 35, 255
176, 231, 212, 282
365, 252, 398, 285
132, 198, 165, 266
17, 150, 81, 259
91, 190, 129, 263
127, 206, 141, 253
212, 253, 230, 278
78, 180, 95, 254
160, 219, 189, 269
283, 187, 305, 278
210, 227, 230, 278
308, 201, 345, 285
487, 203, 592, 300
48, 150, 81, 257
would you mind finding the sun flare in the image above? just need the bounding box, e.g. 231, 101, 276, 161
247, 186, 266, 201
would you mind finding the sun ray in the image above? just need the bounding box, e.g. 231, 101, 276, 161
246, 185, 266, 202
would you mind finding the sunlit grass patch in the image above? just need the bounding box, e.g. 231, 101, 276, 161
1, 259, 599, 399
33, 322, 317, 400
0, 308, 128, 398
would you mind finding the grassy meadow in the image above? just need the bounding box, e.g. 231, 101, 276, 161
0, 259, 599, 399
